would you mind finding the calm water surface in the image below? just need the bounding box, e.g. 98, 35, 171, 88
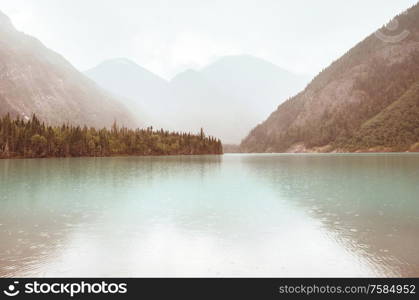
0, 154, 418, 277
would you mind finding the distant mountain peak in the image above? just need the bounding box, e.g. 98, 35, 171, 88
99, 58, 138, 67
86, 54, 309, 144
90, 58, 144, 72
87, 58, 167, 82
170, 68, 201, 83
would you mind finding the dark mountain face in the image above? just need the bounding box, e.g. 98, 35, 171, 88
0, 11, 137, 128
241, 3, 419, 153
86, 55, 308, 144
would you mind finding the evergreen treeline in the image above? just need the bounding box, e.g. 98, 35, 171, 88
343, 81, 419, 151
0, 114, 223, 158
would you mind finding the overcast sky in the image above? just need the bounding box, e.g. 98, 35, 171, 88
1, 0, 417, 79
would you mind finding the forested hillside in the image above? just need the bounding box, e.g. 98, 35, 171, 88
0, 114, 222, 159
0, 10, 137, 128
343, 81, 419, 152
241, 3, 419, 153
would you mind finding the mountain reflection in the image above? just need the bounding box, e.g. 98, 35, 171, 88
1, 154, 418, 277
241, 153, 419, 277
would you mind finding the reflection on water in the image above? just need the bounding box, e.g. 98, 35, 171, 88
0, 154, 418, 277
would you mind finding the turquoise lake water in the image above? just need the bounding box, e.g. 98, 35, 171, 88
0, 153, 418, 277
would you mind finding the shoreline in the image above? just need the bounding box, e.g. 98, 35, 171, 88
3, 152, 419, 160
0, 152, 224, 160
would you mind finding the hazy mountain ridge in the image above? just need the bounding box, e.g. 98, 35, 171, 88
86, 55, 308, 144
168, 67, 252, 144
241, 3, 419, 153
0, 10, 137, 128
85, 58, 170, 117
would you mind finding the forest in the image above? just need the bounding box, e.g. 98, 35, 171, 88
0, 114, 223, 158
240, 3, 419, 153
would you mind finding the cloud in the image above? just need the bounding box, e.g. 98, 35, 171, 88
1, 0, 417, 79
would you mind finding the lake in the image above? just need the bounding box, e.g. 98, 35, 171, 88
0, 154, 418, 277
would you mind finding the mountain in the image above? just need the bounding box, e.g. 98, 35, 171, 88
86, 55, 308, 144
241, 3, 419, 153
85, 58, 170, 125
167, 68, 249, 144
169, 55, 309, 144
200, 55, 308, 119
0, 11, 137, 128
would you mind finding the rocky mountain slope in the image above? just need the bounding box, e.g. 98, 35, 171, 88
241, 3, 419, 153
0, 11, 137, 128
